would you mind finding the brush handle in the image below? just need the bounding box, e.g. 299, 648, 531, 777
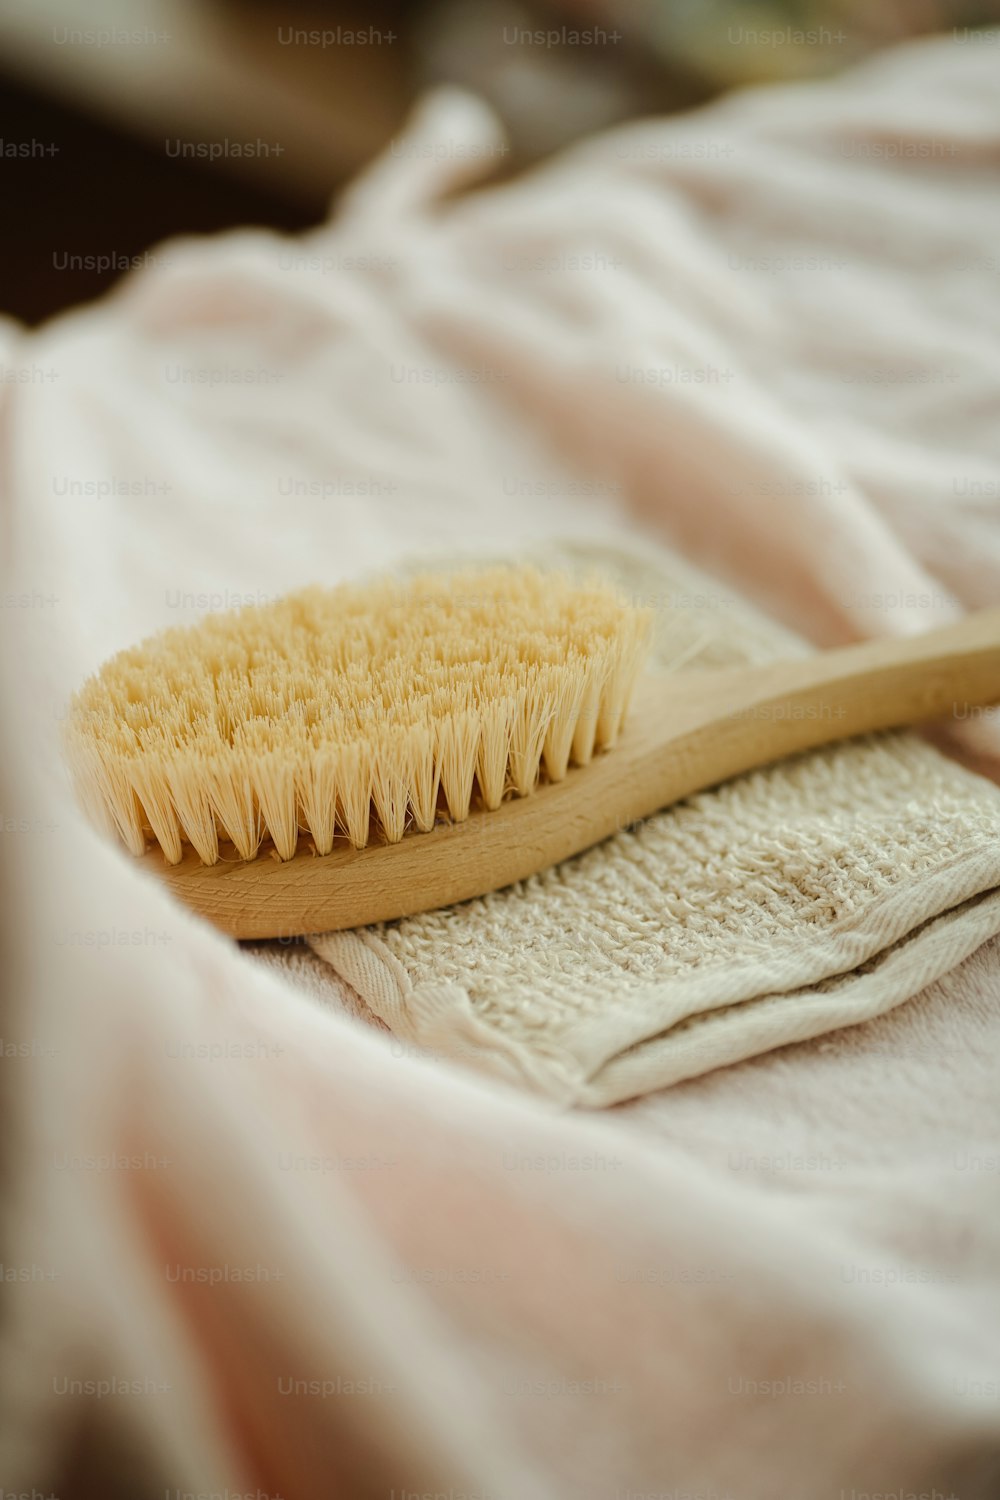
640, 604, 1000, 792
147, 607, 1000, 938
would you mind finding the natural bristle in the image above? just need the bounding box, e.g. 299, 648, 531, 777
64, 567, 651, 866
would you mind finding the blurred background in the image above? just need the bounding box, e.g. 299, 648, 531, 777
3, 0, 999, 325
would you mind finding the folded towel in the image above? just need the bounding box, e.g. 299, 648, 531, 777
311, 538, 1000, 1105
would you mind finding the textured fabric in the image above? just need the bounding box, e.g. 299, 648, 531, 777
311, 539, 1000, 1104
5, 32, 1000, 1500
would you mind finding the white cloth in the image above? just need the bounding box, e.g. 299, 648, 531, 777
2, 33, 1000, 1499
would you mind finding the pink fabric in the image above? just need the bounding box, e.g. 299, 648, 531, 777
2, 33, 1000, 1498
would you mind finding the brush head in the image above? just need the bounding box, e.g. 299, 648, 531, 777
65, 566, 651, 867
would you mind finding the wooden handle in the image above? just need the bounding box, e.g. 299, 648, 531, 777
145, 608, 1000, 938
647, 603, 1000, 773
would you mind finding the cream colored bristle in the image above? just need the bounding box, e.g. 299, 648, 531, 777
64, 567, 651, 866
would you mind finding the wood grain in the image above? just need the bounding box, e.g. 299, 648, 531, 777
143, 607, 1000, 938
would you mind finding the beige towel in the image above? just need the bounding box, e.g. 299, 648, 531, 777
312, 538, 1000, 1105
6, 35, 1000, 1500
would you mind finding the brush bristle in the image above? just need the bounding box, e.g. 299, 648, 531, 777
64, 566, 651, 866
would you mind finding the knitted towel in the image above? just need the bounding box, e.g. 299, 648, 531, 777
309, 541, 1000, 1107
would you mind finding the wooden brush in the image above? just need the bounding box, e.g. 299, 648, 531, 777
64, 566, 1000, 939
